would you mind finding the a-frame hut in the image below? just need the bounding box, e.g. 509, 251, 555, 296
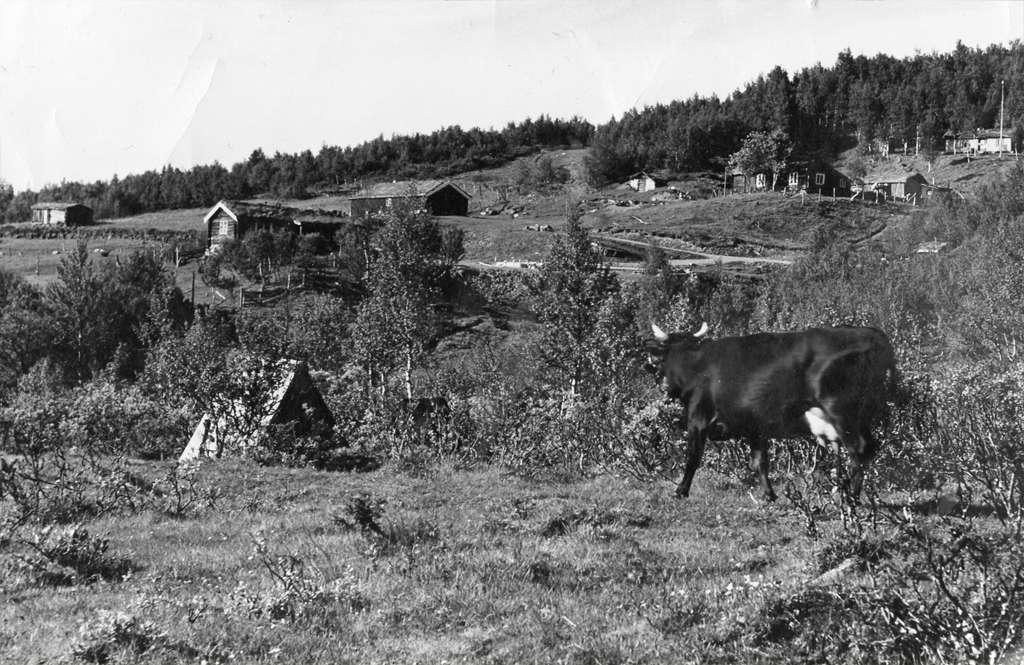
180, 360, 334, 462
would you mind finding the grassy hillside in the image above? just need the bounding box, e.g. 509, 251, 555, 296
0, 457, 893, 664
583, 192, 917, 257
834, 149, 1019, 195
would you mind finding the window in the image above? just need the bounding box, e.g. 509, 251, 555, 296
788, 172, 798, 186
219, 218, 230, 236
815, 173, 825, 186
386, 197, 393, 208
755, 173, 766, 188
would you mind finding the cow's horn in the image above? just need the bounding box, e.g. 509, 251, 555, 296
693, 321, 709, 339
651, 322, 669, 342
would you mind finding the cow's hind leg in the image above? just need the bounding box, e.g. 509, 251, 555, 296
675, 428, 706, 498
749, 437, 777, 501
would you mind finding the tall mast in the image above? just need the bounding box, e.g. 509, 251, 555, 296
1000, 79, 1005, 156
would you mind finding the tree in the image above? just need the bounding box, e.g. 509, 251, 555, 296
729, 130, 792, 191
0, 271, 53, 398
350, 201, 460, 400
535, 206, 620, 398
0, 180, 13, 220
45, 242, 120, 382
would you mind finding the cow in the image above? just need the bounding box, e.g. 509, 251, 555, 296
398, 396, 452, 429
645, 321, 896, 501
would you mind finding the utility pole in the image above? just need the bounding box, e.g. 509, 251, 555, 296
1000, 79, 1005, 156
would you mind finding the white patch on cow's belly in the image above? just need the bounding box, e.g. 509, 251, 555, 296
804, 407, 839, 442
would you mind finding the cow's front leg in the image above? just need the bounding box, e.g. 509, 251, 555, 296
749, 437, 777, 501
675, 427, 706, 498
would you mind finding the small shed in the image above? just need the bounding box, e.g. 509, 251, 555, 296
920, 183, 964, 204
625, 171, 668, 192
204, 200, 353, 248
179, 360, 334, 462
348, 180, 471, 218
30, 202, 93, 226
863, 167, 929, 201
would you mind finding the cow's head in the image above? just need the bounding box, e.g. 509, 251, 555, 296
644, 321, 709, 374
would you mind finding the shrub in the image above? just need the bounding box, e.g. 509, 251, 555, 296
16, 524, 133, 586
70, 611, 164, 663
61, 377, 191, 459
235, 535, 369, 623
333, 492, 438, 557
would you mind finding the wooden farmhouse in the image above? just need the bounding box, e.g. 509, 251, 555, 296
786, 163, 852, 196
727, 169, 771, 193
204, 200, 352, 248
30, 202, 93, 226
944, 129, 1013, 155
625, 171, 668, 192
348, 180, 471, 218
862, 167, 929, 201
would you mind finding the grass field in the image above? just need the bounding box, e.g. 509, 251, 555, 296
0, 458, 840, 664
95, 208, 207, 233
0, 236, 166, 288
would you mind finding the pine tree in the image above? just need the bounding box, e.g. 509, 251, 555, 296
535, 206, 619, 398
46, 242, 118, 382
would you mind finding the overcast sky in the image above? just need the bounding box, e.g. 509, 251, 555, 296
1, 0, 1022, 191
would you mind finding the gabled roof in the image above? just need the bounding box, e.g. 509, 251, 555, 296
203, 199, 350, 226
864, 166, 928, 184
787, 161, 851, 177
945, 128, 1015, 140
349, 180, 471, 200
31, 201, 89, 210
625, 171, 669, 182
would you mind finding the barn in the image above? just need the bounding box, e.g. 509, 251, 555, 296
348, 180, 471, 218
625, 171, 668, 192
204, 200, 353, 248
863, 167, 929, 201
30, 202, 93, 226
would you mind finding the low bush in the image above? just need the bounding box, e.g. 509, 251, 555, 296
334, 492, 439, 557
234, 535, 369, 623
70, 611, 165, 663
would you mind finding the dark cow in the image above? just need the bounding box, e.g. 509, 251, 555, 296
645, 322, 896, 501
398, 397, 452, 429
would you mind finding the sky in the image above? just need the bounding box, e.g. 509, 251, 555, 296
0, 0, 1022, 191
